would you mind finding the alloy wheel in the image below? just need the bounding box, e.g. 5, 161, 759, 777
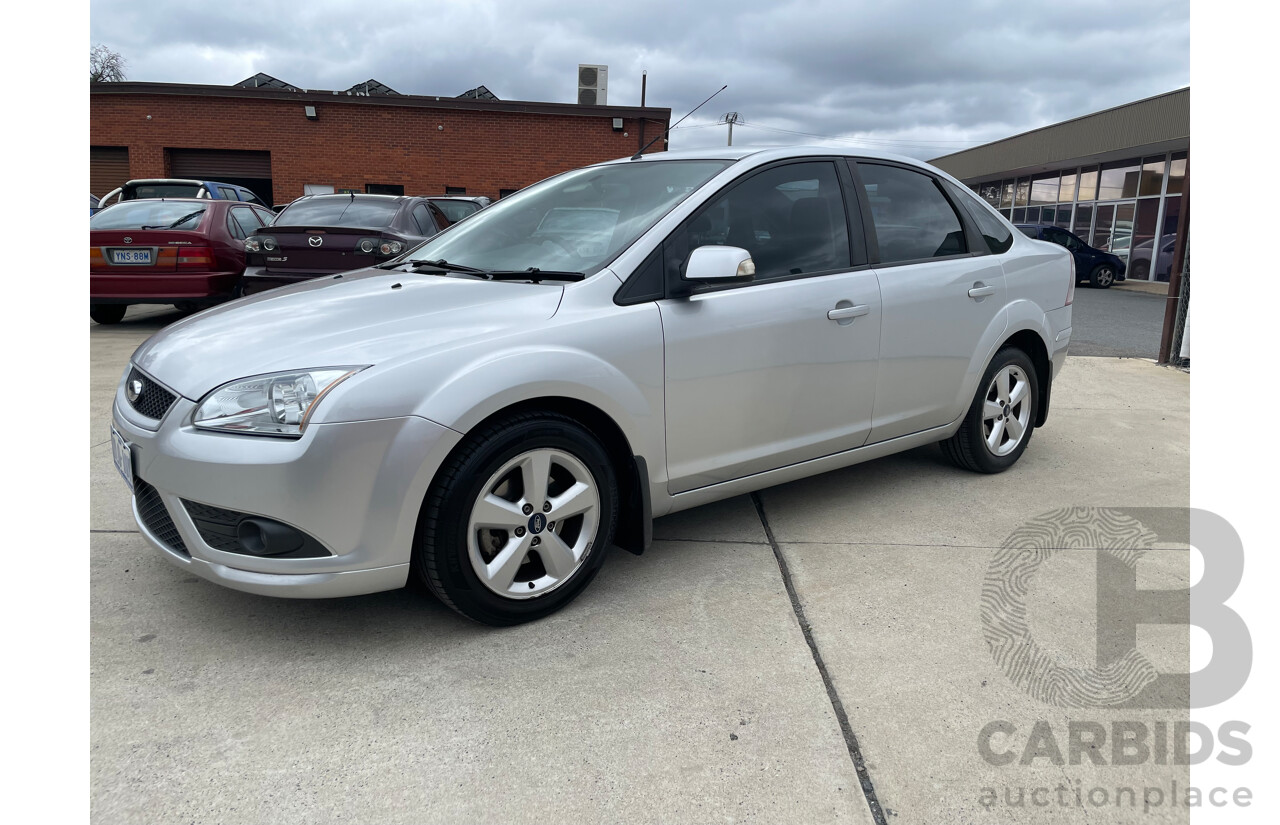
466, 448, 601, 599
982, 365, 1032, 457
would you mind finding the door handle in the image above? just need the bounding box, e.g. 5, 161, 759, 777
827, 304, 870, 321
967, 283, 997, 299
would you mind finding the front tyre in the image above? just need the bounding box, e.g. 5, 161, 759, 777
941, 347, 1039, 474
414, 412, 619, 626
1089, 264, 1116, 288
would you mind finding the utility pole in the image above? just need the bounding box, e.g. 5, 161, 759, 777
719, 112, 741, 145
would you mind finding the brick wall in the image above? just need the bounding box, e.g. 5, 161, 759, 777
90, 92, 668, 202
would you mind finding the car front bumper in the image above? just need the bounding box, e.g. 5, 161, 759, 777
111, 373, 462, 598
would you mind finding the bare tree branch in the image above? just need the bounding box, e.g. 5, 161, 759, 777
90, 44, 127, 82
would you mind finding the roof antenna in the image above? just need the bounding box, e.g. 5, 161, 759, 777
632, 84, 727, 160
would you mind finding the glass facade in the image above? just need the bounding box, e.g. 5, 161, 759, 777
971, 149, 1187, 281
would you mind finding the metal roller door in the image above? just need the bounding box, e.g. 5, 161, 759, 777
168, 149, 273, 204
90, 146, 130, 198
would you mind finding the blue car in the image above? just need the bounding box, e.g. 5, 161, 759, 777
1016, 224, 1126, 289
95, 178, 268, 212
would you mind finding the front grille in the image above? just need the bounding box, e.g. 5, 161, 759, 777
134, 475, 189, 556
128, 368, 176, 420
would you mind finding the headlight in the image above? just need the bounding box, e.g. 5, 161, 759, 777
193, 368, 366, 437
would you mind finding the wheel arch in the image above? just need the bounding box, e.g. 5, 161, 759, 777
998, 326, 1053, 428
417, 395, 653, 559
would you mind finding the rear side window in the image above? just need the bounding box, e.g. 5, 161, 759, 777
411, 203, 436, 235
251, 206, 276, 226
90, 201, 208, 230
218, 187, 242, 201
944, 179, 1013, 255
1017, 226, 1038, 239
856, 163, 967, 263
276, 197, 400, 228
228, 207, 262, 239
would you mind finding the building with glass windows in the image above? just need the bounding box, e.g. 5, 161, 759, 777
930, 88, 1188, 282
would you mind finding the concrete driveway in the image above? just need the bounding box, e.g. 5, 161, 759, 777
91, 315, 1190, 824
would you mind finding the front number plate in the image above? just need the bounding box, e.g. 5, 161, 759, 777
110, 248, 152, 265
111, 425, 134, 492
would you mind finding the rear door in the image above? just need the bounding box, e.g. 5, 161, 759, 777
852, 160, 1007, 443
659, 160, 882, 493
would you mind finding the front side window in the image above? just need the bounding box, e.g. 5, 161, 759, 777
405, 160, 732, 276
858, 163, 967, 264
685, 161, 850, 280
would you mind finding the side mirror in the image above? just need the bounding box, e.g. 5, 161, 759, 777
683, 245, 756, 284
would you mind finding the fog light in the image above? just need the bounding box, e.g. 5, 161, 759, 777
236, 518, 306, 556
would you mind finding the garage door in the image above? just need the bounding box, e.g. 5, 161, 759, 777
168, 149, 272, 179
90, 146, 130, 198
168, 149, 273, 204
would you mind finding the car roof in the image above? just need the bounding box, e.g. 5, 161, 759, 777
289, 193, 408, 202
609, 144, 925, 166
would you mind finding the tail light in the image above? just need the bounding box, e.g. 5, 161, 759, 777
176, 246, 216, 269
1066, 255, 1076, 306
90, 247, 107, 268
354, 237, 403, 257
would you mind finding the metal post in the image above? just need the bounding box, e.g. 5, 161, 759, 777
1158, 161, 1190, 364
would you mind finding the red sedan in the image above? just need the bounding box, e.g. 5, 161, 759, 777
90, 198, 277, 324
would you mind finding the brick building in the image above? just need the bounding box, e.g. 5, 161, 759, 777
89, 79, 672, 206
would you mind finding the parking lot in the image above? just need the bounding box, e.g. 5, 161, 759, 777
91, 305, 1190, 824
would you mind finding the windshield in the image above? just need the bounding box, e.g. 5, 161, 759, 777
125, 183, 202, 199
405, 160, 732, 275
276, 197, 401, 228
90, 201, 208, 230
431, 200, 481, 222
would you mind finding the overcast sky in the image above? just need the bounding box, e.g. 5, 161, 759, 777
89, 0, 1189, 160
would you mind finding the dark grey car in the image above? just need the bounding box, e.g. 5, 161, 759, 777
241, 194, 453, 295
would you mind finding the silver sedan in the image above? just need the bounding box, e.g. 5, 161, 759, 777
111, 146, 1073, 625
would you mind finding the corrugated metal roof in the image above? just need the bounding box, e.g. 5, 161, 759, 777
931, 88, 1189, 181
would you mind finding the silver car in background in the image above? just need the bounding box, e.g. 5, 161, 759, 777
110, 147, 1073, 625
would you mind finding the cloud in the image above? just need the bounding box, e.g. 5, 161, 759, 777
90, 0, 1188, 159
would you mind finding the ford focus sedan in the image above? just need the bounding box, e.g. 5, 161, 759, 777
111, 147, 1073, 625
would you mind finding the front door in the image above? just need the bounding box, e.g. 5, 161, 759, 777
659, 161, 882, 494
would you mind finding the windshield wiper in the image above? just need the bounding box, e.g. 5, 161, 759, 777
486, 268, 586, 283
389, 258, 489, 274
142, 209, 206, 230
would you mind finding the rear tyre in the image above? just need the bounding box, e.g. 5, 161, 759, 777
941, 347, 1039, 474
1089, 264, 1116, 288
413, 412, 619, 626
90, 305, 126, 325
